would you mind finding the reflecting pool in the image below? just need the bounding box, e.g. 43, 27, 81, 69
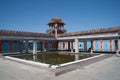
12, 53, 98, 65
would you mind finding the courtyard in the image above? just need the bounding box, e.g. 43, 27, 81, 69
0, 54, 120, 80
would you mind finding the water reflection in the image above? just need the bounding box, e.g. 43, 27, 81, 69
75, 54, 79, 61
33, 55, 38, 61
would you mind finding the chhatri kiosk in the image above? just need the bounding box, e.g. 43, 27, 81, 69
0, 16, 120, 55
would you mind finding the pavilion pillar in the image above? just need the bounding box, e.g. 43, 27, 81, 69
108, 40, 112, 51
115, 39, 119, 56
74, 39, 79, 61
84, 40, 87, 52
91, 40, 94, 53
0, 40, 4, 54
55, 23, 58, 38
118, 39, 120, 51
45, 42, 48, 51
70, 41, 74, 52
18, 41, 22, 53
68, 41, 70, 51
75, 39, 79, 53
40, 42, 43, 52
58, 42, 61, 50
41, 41, 46, 52
99, 40, 104, 51
33, 41, 37, 54
8, 41, 14, 53
25, 40, 29, 53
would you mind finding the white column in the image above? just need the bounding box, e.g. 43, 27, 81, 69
33, 41, 37, 54
75, 38, 79, 53
75, 54, 79, 61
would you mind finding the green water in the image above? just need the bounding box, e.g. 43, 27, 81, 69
12, 53, 97, 65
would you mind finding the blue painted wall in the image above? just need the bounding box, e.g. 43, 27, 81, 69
103, 40, 108, 51
22, 43, 25, 50
29, 43, 33, 50
87, 41, 91, 51
37, 42, 41, 50
61, 42, 65, 49
95, 40, 99, 51
13, 42, 18, 52
79, 42, 84, 49
4, 41, 8, 53
114, 40, 117, 51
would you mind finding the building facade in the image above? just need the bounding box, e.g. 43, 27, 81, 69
0, 17, 120, 55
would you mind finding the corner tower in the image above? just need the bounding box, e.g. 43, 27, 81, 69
47, 16, 66, 38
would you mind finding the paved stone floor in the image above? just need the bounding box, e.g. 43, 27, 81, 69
0, 55, 120, 80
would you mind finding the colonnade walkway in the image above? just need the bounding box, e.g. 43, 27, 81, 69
0, 54, 120, 80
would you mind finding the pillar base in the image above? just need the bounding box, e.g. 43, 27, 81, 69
116, 50, 120, 57
91, 49, 93, 54
75, 54, 79, 61
71, 49, 73, 52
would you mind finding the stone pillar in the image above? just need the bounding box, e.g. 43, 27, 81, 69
111, 40, 114, 51
84, 40, 87, 52
99, 40, 104, 51
40, 42, 43, 52
118, 39, 120, 51
9, 41, 14, 53
33, 41, 37, 54
45, 42, 48, 51
55, 23, 58, 38
25, 40, 29, 53
108, 40, 112, 51
91, 40, 94, 53
70, 41, 73, 52
58, 42, 61, 50
68, 41, 70, 50
115, 39, 120, 56
75, 39, 79, 53
18, 41, 22, 53
42, 41, 46, 52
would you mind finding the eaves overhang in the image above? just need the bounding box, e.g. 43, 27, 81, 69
0, 36, 56, 41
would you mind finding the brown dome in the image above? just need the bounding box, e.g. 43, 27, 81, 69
47, 16, 65, 26
51, 16, 62, 22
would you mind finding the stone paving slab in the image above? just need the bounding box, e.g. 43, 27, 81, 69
0, 54, 120, 80
52, 55, 120, 80
0, 58, 54, 80
53, 54, 113, 75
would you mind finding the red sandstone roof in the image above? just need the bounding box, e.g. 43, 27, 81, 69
58, 26, 120, 37
0, 30, 54, 38
0, 26, 120, 38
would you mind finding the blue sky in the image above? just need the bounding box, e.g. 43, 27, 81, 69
0, 0, 120, 33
